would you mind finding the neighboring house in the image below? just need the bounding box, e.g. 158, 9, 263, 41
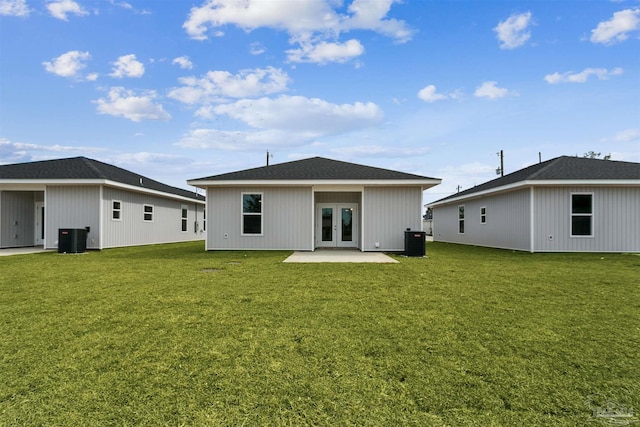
427, 156, 640, 253
188, 157, 441, 252
0, 157, 205, 250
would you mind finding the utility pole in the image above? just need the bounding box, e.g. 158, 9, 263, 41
496, 150, 504, 177
266, 150, 270, 166
456, 185, 462, 193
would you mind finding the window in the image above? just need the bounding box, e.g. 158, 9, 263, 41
203, 208, 206, 231
480, 206, 486, 224
571, 194, 593, 237
242, 193, 262, 235
143, 204, 154, 222
458, 205, 465, 234
112, 200, 122, 220
181, 205, 188, 232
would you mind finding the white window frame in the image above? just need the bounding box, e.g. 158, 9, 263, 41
112, 200, 122, 221
480, 206, 487, 224
458, 205, 465, 234
241, 192, 263, 236
143, 204, 154, 222
570, 193, 594, 238
181, 204, 188, 232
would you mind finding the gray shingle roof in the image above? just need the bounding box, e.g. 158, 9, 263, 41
190, 156, 439, 181
0, 156, 204, 201
430, 156, 640, 205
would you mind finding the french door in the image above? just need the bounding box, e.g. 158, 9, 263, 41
316, 204, 358, 248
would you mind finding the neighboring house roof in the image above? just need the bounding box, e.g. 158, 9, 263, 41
429, 156, 640, 206
0, 156, 204, 202
188, 156, 441, 187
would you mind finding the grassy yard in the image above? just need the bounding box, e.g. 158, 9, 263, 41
0, 242, 638, 426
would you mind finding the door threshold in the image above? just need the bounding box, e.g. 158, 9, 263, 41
315, 247, 361, 251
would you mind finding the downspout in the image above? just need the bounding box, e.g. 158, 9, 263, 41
99, 185, 104, 250
529, 186, 535, 253
311, 187, 316, 251
360, 189, 365, 251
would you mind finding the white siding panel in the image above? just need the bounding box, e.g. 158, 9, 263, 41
362, 187, 422, 251
0, 191, 35, 248
534, 186, 640, 252
102, 187, 205, 249
206, 186, 312, 250
433, 189, 531, 251
45, 186, 101, 250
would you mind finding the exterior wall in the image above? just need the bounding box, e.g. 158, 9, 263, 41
314, 192, 361, 204
432, 188, 531, 251
362, 186, 423, 251
102, 187, 205, 249
0, 191, 36, 248
206, 186, 313, 250
45, 186, 101, 250
533, 186, 640, 252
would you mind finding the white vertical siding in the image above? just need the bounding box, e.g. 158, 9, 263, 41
433, 189, 531, 251
45, 186, 101, 250
206, 186, 313, 250
0, 191, 36, 248
362, 186, 422, 251
534, 186, 640, 252
102, 187, 205, 249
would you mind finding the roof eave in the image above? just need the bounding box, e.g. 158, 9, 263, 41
187, 178, 442, 189
0, 178, 204, 203
427, 179, 640, 207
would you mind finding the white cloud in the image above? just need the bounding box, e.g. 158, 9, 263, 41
494, 11, 532, 49
417, 85, 460, 103
0, 0, 29, 16
603, 128, 640, 142
212, 95, 382, 132
544, 67, 624, 84
287, 39, 364, 64
177, 95, 383, 151
46, 0, 87, 20
474, 81, 513, 99
168, 66, 290, 105
172, 56, 193, 70
110, 54, 145, 78
591, 8, 640, 45
331, 144, 430, 157
183, 0, 412, 64
94, 87, 171, 122
249, 42, 266, 55
42, 50, 91, 78
0, 137, 105, 164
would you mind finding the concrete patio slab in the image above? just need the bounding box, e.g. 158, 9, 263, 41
283, 250, 399, 263
0, 247, 53, 256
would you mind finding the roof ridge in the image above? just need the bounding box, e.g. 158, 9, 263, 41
80, 156, 108, 180
525, 156, 566, 180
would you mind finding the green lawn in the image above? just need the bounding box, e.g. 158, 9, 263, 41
1, 242, 638, 426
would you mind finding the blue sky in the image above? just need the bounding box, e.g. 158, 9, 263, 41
1, 0, 638, 204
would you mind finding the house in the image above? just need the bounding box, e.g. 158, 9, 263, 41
0, 156, 205, 250
188, 157, 441, 252
427, 156, 640, 253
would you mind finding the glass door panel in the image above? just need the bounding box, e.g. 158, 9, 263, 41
341, 207, 352, 242
321, 207, 333, 242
